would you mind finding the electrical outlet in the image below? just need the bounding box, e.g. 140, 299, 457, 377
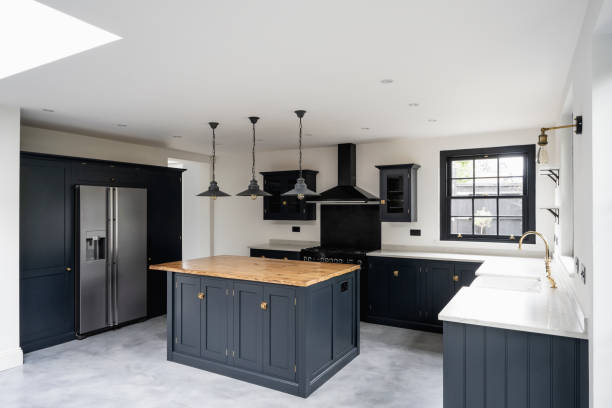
292, 226, 300, 232
410, 229, 421, 236
580, 263, 586, 284
575, 257, 580, 275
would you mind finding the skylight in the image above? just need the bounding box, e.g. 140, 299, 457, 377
0, 0, 121, 80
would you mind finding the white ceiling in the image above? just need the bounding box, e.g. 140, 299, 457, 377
0, 0, 588, 152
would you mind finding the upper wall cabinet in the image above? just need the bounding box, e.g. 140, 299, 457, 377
261, 170, 317, 221
375, 164, 420, 222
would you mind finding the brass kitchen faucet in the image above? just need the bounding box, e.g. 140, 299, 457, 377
518, 231, 557, 289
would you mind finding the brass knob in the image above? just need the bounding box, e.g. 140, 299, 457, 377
381, 199, 386, 205
260, 301, 268, 310
283, 257, 288, 260
148, 257, 152, 261
453, 275, 459, 282
393, 270, 399, 277
66, 267, 72, 272
282, 201, 287, 205
261, 255, 265, 258
198, 292, 205, 300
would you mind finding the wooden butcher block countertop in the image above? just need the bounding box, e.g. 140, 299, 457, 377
149, 255, 360, 287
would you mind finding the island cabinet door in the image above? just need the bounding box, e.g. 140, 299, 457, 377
262, 286, 296, 381
174, 274, 201, 356
232, 282, 264, 371
201, 278, 232, 363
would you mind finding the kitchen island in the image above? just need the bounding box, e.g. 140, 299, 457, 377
150, 255, 360, 397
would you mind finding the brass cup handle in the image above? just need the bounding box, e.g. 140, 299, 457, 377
198, 292, 205, 300
452, 275, 459, 282
393, 270, 399, 277
260, 301, 268, 310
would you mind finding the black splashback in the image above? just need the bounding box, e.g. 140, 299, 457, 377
321, 205, 381, 251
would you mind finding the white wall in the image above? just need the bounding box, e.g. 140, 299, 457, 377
591, 30, 612, 408
214, 128, 554, 257
0, 105, 23, 371
20, 126, 209, 167
170, 158, 212, 259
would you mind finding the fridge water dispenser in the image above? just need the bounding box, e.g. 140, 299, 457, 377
85, 231, 106, 261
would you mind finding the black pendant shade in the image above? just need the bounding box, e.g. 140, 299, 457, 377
197, 122, 230, 199
282, 110, 319, 200
236, 116, 271, 199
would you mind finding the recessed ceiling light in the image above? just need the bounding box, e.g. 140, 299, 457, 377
256, 138, 264, 142
408, 103, 419, 107
428, 119, 437, 123
380, 79, 394, 84
0, 0, 121, 80
361, 127, 370, 131
305, 133, 313, 137
42, 108, 55, 112
115, 123, 127, 127
172, 135, 182, 138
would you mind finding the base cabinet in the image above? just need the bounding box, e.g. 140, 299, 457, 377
366, 257, 480, 331
168, 270, 360, 398
443, 322, 588, 408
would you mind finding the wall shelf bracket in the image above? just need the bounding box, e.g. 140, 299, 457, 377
540, 207, 559, 223
539, 168, 559, 185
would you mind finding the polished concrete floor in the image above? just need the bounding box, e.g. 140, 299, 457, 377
0, 317, 443, 408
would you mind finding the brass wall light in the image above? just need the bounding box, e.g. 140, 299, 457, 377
537, 115, 582, 164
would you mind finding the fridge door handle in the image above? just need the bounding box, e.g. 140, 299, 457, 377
113, 187, 119, 326
106, 187, 114, 326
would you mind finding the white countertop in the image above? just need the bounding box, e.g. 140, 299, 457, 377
249, 240, 318, 252
438, 257, 586, 339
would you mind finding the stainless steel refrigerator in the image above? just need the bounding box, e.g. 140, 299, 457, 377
76, 185, 147, 336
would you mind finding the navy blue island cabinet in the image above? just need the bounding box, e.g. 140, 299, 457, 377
151, 256, 360, 398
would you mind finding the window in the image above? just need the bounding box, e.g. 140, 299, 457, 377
440, 145, 535, 243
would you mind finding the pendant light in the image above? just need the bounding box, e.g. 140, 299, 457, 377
282, 110, 319, 200
197, 122, 230, 199
236, 116, 271, 199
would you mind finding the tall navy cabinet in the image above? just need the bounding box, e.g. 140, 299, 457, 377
20, 157, 75, 352
20, 152, 184, 352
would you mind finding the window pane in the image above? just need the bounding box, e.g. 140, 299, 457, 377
474, 198, 496, 216
452, 160, 473, 178
451, 199, 472, 216
475, 158, 497, 177
500, 177, 523, 195
499, 198, 522, 216
451, 217, 473, 234
451, 179, 473, 196
499, 217, 522, 236
474, 217, 497, 235
499, 156, 523, 177
475, 178, 497, 196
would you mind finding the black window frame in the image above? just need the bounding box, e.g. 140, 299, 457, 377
440, 144, 536, 244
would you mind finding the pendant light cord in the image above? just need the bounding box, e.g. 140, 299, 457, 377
251, 122, 256, 180
298, 116, 303, 178
211, 127, 216, 181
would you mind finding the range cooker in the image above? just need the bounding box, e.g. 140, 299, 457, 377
300, 246, 367, 267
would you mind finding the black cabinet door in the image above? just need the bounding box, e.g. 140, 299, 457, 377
262, 285, 296, 380
424, 261, 455, 325
201, 277, 231, 363
388, 260, 421, 322
454, 262, 481, 293
147, 170, 182, 317
380, 168, 409, 221
20, 158, 74, 352
333, 275, 355, 358
367, 259, 389, 318
233, 282, 263, 371
174, 274, 201, 356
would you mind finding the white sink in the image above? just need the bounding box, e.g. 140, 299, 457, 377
470, 275, 542, 293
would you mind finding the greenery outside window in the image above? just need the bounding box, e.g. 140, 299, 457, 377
440, 145, 536, 243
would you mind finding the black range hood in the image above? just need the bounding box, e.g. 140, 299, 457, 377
311, 143, 379, 204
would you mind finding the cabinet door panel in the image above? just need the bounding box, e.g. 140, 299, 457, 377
367, 259, 389, 318
202, 278, 231, 363
425, 262, 455, 325
20, 158, 74, 351
233, 282, 263, 371
455, 262, 481, 293
263, 286, 296, 380
388, 261, 420, 321
174, 275, 201, 356
333, 275, 355, 357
